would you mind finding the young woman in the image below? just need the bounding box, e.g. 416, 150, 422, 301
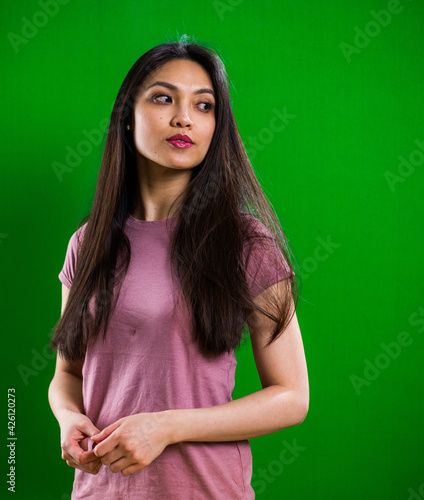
48, 36, 309, 499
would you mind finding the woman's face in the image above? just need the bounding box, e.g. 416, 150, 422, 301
132, 58, 216, 171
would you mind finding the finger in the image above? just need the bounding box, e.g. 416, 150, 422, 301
80, 436, 90, 451
109, 456, 138, 474
63, 452, 84, 471
91, 420, 120, 443
85, 460, 102, 474
65, 441, 90, 460
62, 450, 76, 464
62, 446, 81, 463
121, 463, 143, 476
99, 447, 125, 466
63, 451, 102, 474
93, 432, 121, 458
65, 446, 101, 468
66, 459, 82, 470
79, 450, 101, 464
78, 419, 101, 439
72, 461, 101, 475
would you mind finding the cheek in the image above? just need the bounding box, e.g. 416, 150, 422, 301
134, 113, 162, 148
136, 111, 154, 133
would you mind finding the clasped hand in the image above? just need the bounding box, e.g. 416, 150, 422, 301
60, 411, 172, 477
91, 412, 172, 476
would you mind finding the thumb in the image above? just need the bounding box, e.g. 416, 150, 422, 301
79, 419, 101, 438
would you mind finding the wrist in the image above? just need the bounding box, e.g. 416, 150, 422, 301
163, 409, 189, 445
56, 408, 83, 426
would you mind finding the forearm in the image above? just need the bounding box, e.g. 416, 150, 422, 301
166, 385, 308, 444
48, 371, 84, 425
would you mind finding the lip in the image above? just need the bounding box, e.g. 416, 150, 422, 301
167, 134, 193, 144
167, 140, 193, 149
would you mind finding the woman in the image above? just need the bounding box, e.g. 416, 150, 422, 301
48, 36, 309, 499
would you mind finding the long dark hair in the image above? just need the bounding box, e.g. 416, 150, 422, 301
50, 36, 300, 361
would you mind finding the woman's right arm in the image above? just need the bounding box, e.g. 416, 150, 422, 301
48, 284, 102, 475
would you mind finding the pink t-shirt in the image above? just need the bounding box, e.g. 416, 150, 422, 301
58, 212, 294, 499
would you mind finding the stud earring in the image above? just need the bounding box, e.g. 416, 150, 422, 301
126, 124, 131, 130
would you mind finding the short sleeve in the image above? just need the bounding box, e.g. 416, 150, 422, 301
58, 224, 87, 290
242, 215, 295, 299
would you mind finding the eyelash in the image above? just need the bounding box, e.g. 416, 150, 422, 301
151, 93, 215, 112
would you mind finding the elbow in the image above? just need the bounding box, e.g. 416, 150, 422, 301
296, 399, 309, 425
275, 386, 309, 428
290, 390, 309, 426
47, 377, 57, 408
297, 390, 309, 425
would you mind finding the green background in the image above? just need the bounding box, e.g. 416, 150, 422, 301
1, 0, 423, 498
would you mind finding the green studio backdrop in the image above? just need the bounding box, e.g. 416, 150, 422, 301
1, 0, 423, 499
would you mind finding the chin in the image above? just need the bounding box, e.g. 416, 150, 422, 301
164, 157, 198, 169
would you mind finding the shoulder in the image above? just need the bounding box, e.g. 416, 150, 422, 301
65, 221, 89, 252
76, 221, 89, 237
238, 210, 274, 240
73, 220, 88, 239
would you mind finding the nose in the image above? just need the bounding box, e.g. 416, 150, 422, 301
170, 102, 193, 128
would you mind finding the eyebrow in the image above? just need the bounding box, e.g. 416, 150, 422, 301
146, 80, 215, 99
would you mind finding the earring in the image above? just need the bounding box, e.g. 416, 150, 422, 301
126, 124, 131, 130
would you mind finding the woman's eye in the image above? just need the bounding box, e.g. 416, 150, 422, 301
152, 94, 171, 103
197, 102, 215, 112
151, 94, 215, 111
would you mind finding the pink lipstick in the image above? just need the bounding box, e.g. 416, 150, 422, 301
167, 140, 193, 148
166, 134, 194, 148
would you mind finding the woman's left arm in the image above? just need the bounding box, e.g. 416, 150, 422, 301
168, 279, 309, 443
92, 280, 308, 475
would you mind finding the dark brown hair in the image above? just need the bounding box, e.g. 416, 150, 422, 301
50, 36, 299, 361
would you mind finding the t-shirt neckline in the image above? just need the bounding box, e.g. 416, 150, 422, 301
126, 213, 180, 229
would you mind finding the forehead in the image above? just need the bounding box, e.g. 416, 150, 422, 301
142, 59, 214, 91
